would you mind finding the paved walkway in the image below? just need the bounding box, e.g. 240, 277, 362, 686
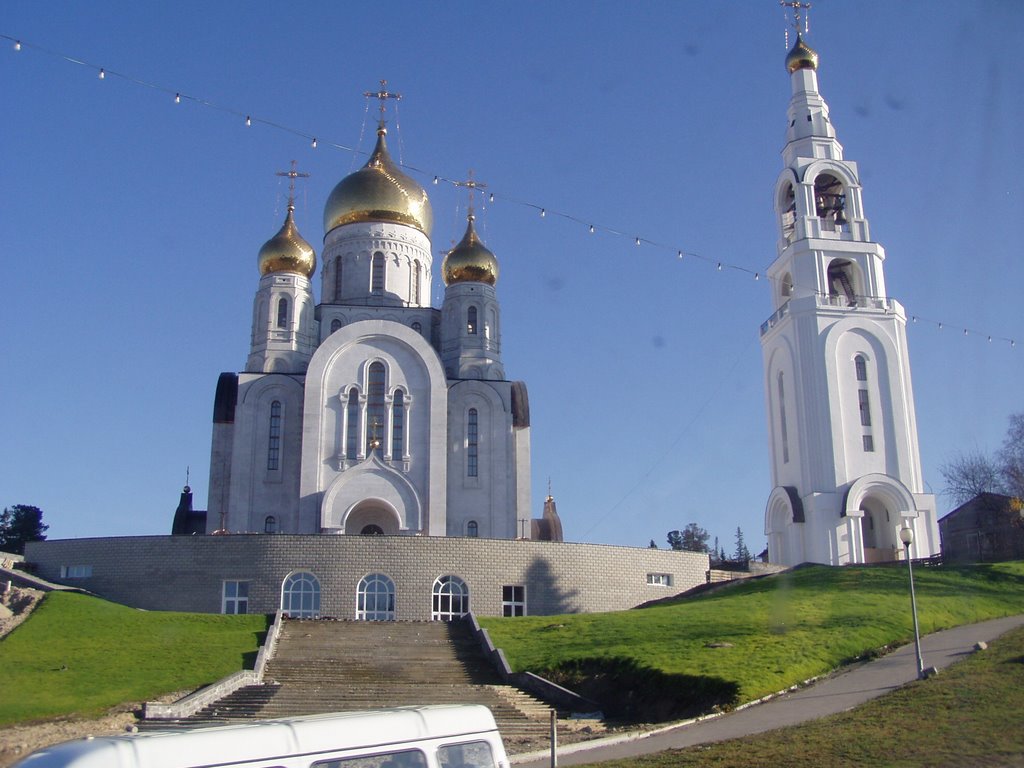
513, 614, 1024, 766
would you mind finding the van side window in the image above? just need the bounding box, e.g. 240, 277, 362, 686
438, 741, 496, 768
314, 749, 428, 768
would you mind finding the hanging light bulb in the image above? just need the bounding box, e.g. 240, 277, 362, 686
635, 237, 641, 246
938, 322, 943, 330
489, 193, 494, 203
677, 251, 683, 260
589, 225, 595, 234
432, 176, 438, 185
717, 263, 722, 271
755, 272, 760, 280
912, 316, 918, 323
311, 137, 317, 148
540, 209, 546, 218
1012, 340, 1017, 348
14, 40, 22, 51
174, 92, 181, 104
98, 68, 106, 79
245, 115, 251, 127
963, 329, 969, 336
988, 336, 993, 343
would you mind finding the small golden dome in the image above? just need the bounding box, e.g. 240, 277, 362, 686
258, 204, 317, 277
786, 34, 819, 74
323, 127, 433, 237
443, 214, 499, 286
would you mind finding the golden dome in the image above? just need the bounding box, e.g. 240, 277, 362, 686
257, 204, 317, 277
786, 34, 819, 74
443, 214, 499, 286
323, 127, 433, 237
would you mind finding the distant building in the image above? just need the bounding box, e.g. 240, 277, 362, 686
760, 35, 939, 566
939, 493, 1024, 563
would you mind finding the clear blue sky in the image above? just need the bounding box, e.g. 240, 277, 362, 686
3, 1, 1021, 553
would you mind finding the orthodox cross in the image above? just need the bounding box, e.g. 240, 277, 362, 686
364, 79, 402, 127
781, 1, 812, 47
275, 160, 310, 207
453, 170, 487, 217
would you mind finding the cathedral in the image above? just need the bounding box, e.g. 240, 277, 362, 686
204, 121, 535, 541
760, 34, 940, 566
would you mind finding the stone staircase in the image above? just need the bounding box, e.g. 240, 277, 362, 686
147, 619, 555, 744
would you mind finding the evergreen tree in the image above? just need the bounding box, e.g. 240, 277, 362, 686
648, 539, 658, 549
0, 505, 48, 555
733, 526, 751, 562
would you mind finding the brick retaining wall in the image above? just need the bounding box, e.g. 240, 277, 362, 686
24, 535, 708, 619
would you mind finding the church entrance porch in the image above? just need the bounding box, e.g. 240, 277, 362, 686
342, 501, 401, 535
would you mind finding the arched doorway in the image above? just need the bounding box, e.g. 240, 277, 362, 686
860, 497, 898, 563
343, 501, 400, 535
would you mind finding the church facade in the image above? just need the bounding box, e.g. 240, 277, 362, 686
760, 36, 940, 566
207, 125, 532, 542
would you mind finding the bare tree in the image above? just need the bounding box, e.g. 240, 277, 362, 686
940, 450, 1003, 505
998, 412, 1024, 500
940, 411, 1024, 506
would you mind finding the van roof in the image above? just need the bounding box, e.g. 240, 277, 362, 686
18, 706, 500, 768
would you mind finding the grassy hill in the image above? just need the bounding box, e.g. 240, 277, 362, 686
0, 592, 267, 726
579, 624, 1024, 767
479, 562, 1024, 721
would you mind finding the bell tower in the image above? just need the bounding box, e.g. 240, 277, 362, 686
760, 10, 939, 566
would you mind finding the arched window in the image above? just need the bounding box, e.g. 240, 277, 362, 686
330, 318, 342, 333
814, 173, 846, 226
267, 400, 282, 470
334, 256, 343, 300
859, 389, 872, 427
281, 572, 320, 618
432, 575, 469, 621
264, 515, 277, 533
346, 387, 360, 458
360, 524, 384, 535
467, 520, 479, 538
392, 390, 405, 459
827, 260, 857, 306
780, 182, 796, 243
412, 259, 421, 304
467, 306, 477, 335
467, 409, 479, 477
357, 573, 396, 621
372, 251, 385, 292
777, 373, 789, 464
781, 273, 793, 299
276, 297, 289, 328
855, 354, 867, 382
367, 363, 386, 457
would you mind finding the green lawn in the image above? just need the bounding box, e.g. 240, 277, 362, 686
579, 624, 1024, 767
480, 562, 1024, 720
0, 592, 267, 725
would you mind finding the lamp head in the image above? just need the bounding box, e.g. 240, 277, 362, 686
899, 526, 914, 547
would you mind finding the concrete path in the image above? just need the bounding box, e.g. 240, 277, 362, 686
512, 614, 1024, 767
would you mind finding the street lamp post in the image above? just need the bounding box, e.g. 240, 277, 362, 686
899, 525, 926, 679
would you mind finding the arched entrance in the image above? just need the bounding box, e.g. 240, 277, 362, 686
859, 496, 899, 562
343, 501, 401, 535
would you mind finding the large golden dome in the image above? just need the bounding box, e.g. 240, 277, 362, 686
786, 34, 819, 74
323, 127, 433, 237
443, 214, 499, 286
258, 204, 317, 277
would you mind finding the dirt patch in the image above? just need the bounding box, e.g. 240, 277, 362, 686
0, 712, 138, 768
0, 586, 43, 641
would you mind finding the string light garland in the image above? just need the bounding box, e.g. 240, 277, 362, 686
1, 30, 1017, 353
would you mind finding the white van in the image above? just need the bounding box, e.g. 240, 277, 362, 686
14, 705, 510, 768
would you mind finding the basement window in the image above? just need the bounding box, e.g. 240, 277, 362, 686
60, 565, 92, 579
647, 573, 672, 587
